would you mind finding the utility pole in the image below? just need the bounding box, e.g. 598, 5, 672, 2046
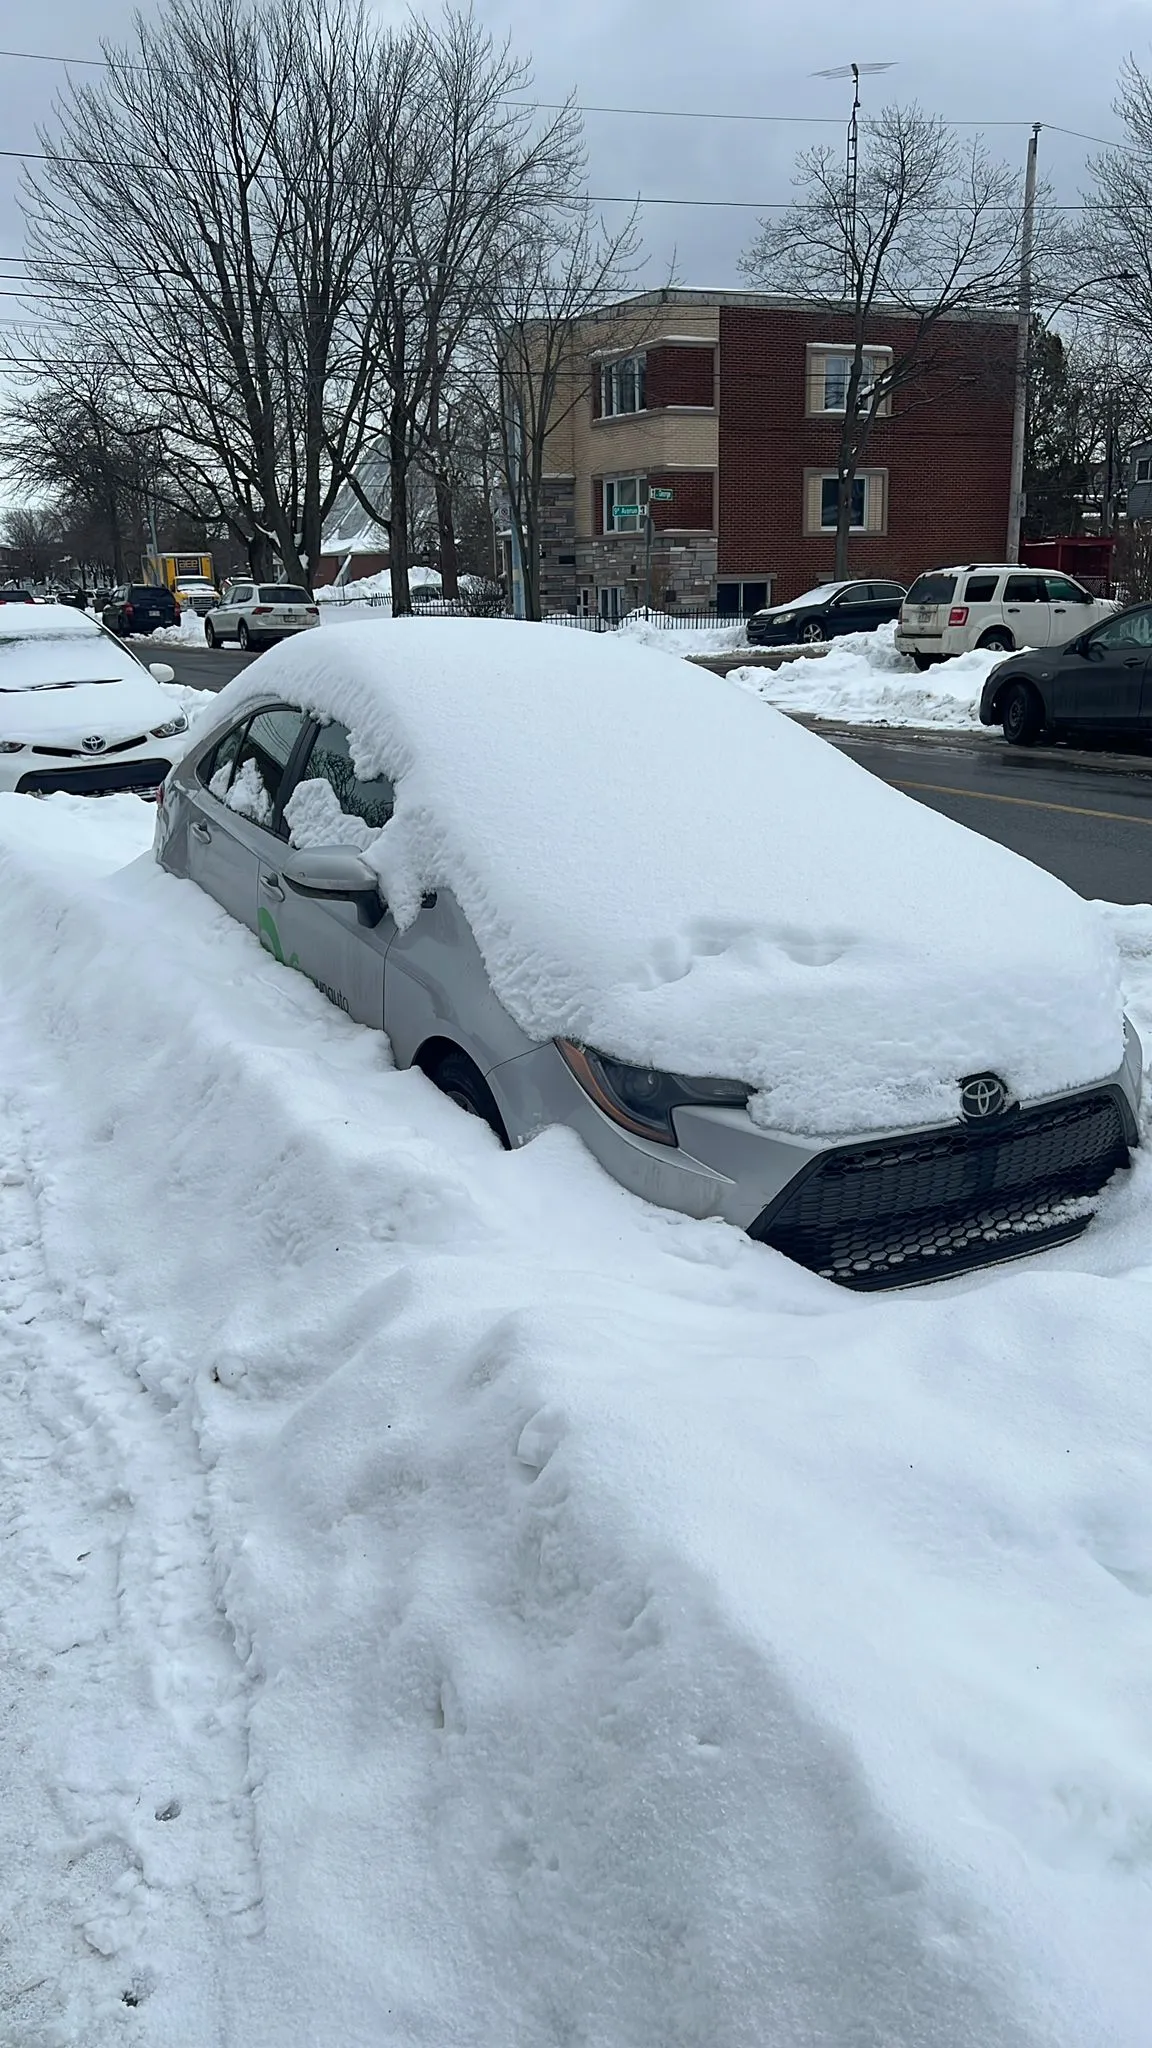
1006, 123, 1041, 565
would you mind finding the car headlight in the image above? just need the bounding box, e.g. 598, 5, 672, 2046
151, 715, 188, 738
772, 611, 796, 626
0, 740, 25, 753
555, 1040, 751, 1145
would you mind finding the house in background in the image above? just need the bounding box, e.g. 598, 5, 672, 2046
529, 288, 1017, 619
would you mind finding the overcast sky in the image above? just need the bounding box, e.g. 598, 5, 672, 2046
0, 0, 1148, 337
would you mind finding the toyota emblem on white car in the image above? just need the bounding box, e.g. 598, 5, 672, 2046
81, 736, 106, 753
960, 1073, 1010, 1122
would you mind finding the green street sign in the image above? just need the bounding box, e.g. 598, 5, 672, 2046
648, 487, 674, 501
612, 505, 640, 518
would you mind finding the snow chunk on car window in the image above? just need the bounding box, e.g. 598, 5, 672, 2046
285, 777, 378, 852
225, 757, 272, 825
203, 619, 1125, 1135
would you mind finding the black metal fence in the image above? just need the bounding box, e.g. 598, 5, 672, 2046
319, 593, 746, 632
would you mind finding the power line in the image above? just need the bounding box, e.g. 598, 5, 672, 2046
0, 45, 1139, 151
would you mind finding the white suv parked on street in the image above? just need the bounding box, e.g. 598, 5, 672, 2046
204, 582, 320, 652
895, 566, 1114, 668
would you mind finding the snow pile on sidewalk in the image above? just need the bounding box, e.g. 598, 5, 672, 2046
615, 608, 751, 655
3, 793, 1152, 2044
151, 609, 207, 648
730, 623, 1001, 728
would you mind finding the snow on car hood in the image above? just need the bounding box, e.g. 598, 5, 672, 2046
208, 620, 1125, 1135
760, 584, 846, 616
0, 631, 173, 743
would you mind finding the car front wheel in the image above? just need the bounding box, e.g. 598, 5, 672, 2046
426, 1047, 509, 1145
799, 620, 824, 644
1002, 680, 1044, 746
204, 619, 217, 647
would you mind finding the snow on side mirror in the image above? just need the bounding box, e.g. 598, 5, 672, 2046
281, 846, 386, 927
149, 662, 176, 684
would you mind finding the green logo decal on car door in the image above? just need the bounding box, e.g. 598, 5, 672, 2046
258, 906, 300, 971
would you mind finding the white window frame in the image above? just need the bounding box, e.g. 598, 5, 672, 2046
804, 469, 888, 537
806, 344, 893, 417
600, 354, 647, 418
1136, 456, 1152, 484
602, 475, 649, 535
598, 585, 628, 622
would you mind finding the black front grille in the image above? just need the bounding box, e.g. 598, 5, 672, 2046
16, 757, 170, 795
31, 734, 148, 760
749, 1089, 1133, 1290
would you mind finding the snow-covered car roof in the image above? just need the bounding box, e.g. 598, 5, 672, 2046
760, 583, 848, 614
204, 619, 1123, 1135
0, 605, 103, 638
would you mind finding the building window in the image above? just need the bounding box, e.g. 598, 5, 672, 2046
715, 579, 771, 616
804, 470, 887, 536
602, 475, 648, 534
598, 585, 628, 622
806, 345, 892, 416
1136, 456, 1152, 483
600, 354, 647, 417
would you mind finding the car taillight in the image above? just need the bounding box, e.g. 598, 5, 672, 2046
123, 602, 134, 618
307, 606, 319, 615
949, 606, 969, 626
252, 605, 272, 615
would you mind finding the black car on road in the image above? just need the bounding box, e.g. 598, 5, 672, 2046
980, 603, 1152, 746
102, 583, 179, 637
746, 579, 907, 647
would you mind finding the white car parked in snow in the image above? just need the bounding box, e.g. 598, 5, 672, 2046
0, 607, 187, 796
896, 565, 1114, 667
205, 582, 320, 652
155, 618, 1141, 1290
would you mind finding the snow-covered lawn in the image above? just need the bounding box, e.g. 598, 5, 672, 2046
2, 789, 1152, 2043
729, 622, 1000, 728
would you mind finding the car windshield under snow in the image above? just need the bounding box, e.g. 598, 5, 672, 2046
0, 632, 130, 690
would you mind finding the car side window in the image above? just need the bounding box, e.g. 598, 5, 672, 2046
1087, 609, 1152, 654
222, 707, 310, 830
1046, 576, 1092, 603
198, 717, 252, 794
964, 574, 999, 603
870, 583, 904, 600
1004, 575, 1044, 603
284, 720, 395, 850
833, 585, 867, 606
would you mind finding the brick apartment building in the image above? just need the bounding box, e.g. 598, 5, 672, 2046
525, 289, 1016, 619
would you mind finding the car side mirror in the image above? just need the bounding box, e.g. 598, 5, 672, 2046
149, 662, 176, 684
282, 846, 385, 927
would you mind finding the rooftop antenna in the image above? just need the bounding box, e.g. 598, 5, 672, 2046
813, 61, 896, 296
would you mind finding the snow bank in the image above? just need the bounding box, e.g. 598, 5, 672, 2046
731, 624, 1001, 729
205, 617, 1123, 1134
614, 609, 750, 655
316, 565, 442, 603
1, 792, 1152, 2044
151, 609, 207, 647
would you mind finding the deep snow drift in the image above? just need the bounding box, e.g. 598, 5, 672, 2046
203, 617, 1123, 1134
2, 792, 1152, 2046
729, 622, 999, 728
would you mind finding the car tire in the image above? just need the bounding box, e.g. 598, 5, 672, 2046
1001, 680, 1044, 746
913, 653, 939, 671
426, 1047, 509, 1146
978, 628, 1014, 653
204, 619, 217, 648
799, 620, 825, 644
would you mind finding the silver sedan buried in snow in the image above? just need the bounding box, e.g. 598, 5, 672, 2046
152, 620, 1141, 1291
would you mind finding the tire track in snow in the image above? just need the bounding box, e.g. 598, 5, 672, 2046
0, 1087, 263, 2046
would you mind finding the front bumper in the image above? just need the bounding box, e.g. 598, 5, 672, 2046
2, 740, 176, 796
489, 1027, 1142, 1290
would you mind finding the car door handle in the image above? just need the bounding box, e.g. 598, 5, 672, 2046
260, 872, 285, 901
191, 820, 211, 843
1005, 607, 1021, 613
1124, 656, 1143, 667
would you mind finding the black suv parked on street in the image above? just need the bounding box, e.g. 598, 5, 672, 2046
102, 584, 179, 637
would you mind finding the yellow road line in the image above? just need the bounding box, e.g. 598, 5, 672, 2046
893, 778, 1152, 829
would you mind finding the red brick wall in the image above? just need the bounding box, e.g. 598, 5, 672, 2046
314, 549, 389, 587
717, 307, 1015, 601
646, 345, 715, 409
648, 471, 714, 530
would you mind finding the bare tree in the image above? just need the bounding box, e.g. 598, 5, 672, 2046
0, 352, 159, 580
20, 0, 397, 585
346, 12, 583, 614
480, 202, 644, 620
740, 107, 1029, 577
0, 507, 63, 585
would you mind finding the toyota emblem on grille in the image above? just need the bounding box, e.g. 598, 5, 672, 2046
960, 1073, 1010, 1122
81, 735, 106, 753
